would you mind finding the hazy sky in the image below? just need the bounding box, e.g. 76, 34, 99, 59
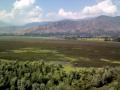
0, 0, 120, 24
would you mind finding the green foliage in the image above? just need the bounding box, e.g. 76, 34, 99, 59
114, 37, 120, 42
0, 60, 120, 90
0, 40, 120, 67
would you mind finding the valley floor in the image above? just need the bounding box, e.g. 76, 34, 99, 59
0, 36, 120, 89
0, 36, 120, 67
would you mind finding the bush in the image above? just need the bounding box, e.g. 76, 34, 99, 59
0, 60, 119, 90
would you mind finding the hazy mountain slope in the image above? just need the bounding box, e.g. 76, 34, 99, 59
0, 15, 120, 37
0, 21, 13, 27
23, 16, 120, 37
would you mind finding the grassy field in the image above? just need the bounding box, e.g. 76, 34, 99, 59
0, 36, 120, 68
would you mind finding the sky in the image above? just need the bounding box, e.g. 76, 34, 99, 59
0, 0, 120, 25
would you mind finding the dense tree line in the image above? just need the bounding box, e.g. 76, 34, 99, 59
114, 37, 120, 42
0, 60, 120, 90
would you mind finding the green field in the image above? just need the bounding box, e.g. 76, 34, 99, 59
0, 36, 120, 90
0, 36, 120, 68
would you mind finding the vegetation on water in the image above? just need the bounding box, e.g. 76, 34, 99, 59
0, 37, 120, 90
0, 60, 120, 90
0, 38, 120, 67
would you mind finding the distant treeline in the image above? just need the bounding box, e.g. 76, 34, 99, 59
114, 37, 120, 42
0, 60, 120, 90
64, 36, 120, 42
0, 33, 120, 42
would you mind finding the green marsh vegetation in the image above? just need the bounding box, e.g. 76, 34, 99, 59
0, 37, 120, 67
0, 37, 120, 89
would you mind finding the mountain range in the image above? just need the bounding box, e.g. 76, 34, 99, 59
0, 15, 120, 37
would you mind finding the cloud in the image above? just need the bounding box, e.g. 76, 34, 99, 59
0, 10, 14, 22
58, 8, 82, 19
58, 0, 118, 19
82, 0, 117, 15
25, 6, 43, 22
46, 12, 62, 21
0, 0, 43, 24
13, 0, 35, 10
0, 0, 118, 24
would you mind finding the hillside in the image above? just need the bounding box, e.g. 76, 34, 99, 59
23, 15, 120, 37
0, 15, 120, 37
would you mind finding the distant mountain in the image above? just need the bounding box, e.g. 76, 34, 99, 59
0, 21, 21, 34
0, 22, 50, 35
23, 15, 120, 37
0, 26, 22, 34
0, 21, 13, 27
24, 22, 50, 28
0, 15, 120, 37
